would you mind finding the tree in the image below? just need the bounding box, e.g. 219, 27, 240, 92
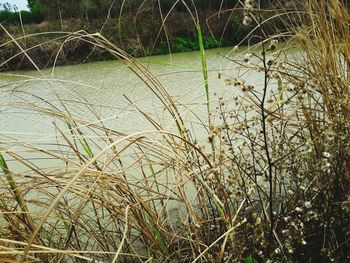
27, 0, 39, 10
2, 2, 12, 12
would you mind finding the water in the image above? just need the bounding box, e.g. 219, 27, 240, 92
0, 47, 280, 259
0, 46, 270, 175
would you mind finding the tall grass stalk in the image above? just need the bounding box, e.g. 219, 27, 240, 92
1, 0, 350, 262
197, 25, 210, 120
0, 153, 35, 233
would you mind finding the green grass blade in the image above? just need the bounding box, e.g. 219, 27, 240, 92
197, 25, 210, 117
213, 198, 225, 219
79, 139, 94, 158
278, 78, 284, 114
0, 152, 35, 231
0, 152, 25, 208
155, 227, 169, 256
244, 256, 258, 263
147, 249, 154, 263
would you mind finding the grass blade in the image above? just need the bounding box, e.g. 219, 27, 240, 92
197, 25, 210, 119
0, 153, 25, 209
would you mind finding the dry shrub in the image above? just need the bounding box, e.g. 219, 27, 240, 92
1, 0, 350, 262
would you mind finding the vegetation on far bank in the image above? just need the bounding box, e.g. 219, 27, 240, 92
0, 0, 289, 70
0, 10, 240, 70
1, 0, 275, 23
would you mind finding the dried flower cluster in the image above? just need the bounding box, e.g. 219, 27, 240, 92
1, 0, 350, 262
242, 0, 256, 26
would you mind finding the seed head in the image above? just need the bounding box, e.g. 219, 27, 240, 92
244, 4, 254, 12
267, 58, 274, 66
274, 248, 281, 254
269, 39, 278, 51
244, 0, 255, 6
243, 15, 253, 26
322, 152, 331, 158
304, 201, 312, 209
295, 207, 303, 213
244, 53, 252, 62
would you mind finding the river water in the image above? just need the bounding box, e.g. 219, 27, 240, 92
0, 47, 267, 173
0, 47, 285, 259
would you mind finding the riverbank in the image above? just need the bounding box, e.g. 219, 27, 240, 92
0, 9, 285, 71
1, 1, 350, 262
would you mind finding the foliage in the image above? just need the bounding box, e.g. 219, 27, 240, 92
171, 36, 224, 52
3, 0, 288, 23
244, 256, 258, 263
0, 3, 44, 24
28, 0, 239, 20
1, 0, 350, 262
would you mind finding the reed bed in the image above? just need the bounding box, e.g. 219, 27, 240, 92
1, 0, 350, 262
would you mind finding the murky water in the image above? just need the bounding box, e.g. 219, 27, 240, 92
0, 47, 268, 172
0, 47, 289, 259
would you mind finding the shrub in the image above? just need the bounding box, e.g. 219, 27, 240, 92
1, 0, 350, 262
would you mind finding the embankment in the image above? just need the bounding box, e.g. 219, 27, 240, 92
0, 9, 285, 71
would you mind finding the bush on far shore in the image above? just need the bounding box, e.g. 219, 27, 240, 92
0, 10, 44, 24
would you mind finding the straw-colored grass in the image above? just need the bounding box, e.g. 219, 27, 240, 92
1, 0, 350, 262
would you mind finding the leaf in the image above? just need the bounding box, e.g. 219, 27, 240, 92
244, 256, 258, 263
80, 139, 94, 158
278, 78, 283, 102
197, 25, 210, 115
0, 153, 24, 206
155, 227, 169, 256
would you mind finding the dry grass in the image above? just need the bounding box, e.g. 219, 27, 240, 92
1, 0, 350, 262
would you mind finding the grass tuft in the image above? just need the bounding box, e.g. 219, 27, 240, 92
1, 0, 350, 262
